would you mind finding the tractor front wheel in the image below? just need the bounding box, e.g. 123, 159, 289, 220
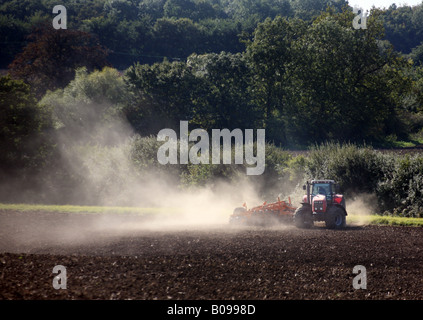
325, 206, 346, 229
294, 205, 313, 229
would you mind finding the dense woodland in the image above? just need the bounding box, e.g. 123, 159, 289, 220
1, 0, 423, 216
2, 0, 423, 68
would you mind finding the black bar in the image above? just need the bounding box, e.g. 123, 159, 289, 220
0, 300, 421, 319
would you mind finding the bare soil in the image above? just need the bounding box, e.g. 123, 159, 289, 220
0, 210, 422, 300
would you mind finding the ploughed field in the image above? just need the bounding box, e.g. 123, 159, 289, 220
0, 210, 422, 300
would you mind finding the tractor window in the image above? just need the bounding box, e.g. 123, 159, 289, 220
311, 184, 332, 200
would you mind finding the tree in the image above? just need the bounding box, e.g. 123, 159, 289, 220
0, 15, 30, 68
0, 0, 46, 20
405, 65, 423, 114
244, 16, 307, 143
124, 59, 197, 134
381, 3, 423, 54
8, 23, 109, 97
104, 0, 140, 21
125, 51, 261, 135
186, 52, 260, 130
0, 75, 53, 174
163, 0, 197, 19
81, 15, 152, 68
243, 9, 412, 146
409, 42, 423, 66
199, 18, 244, 53
283, 10, 411, 145
291, 0, 348, 20
39, 67, 129, 145
219, 0, 292, 22
151, 17, 205, 58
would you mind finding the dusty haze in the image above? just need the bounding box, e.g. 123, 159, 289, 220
0, 99, 377, 254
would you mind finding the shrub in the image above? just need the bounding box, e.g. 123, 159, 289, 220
305, 142, 389, 195
376, 154, 423, 217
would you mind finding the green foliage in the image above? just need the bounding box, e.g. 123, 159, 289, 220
2, 0, 423, 72
0, 75, 53, 174
163, 0, 225, 21
81, 15, 149, 68
8, 23, 110, 97
281, 155, 307, 183
241, 10, 413, 146
253, 142, 294, 198
187, 52, 260, 130
176, 140, 294, 199
0, 14, 30, 68
305, 142, 390, 195
181, 162, 241, 188
130, 134, 183, 177
382, 4, 423, 54
369, 215, 423, 226
125, 51, 262, 134
130, 133, 294, 199
407, 66, 423, 113
0, 203, 168, 215
40, 67, 128, 144
376, 154, 423, 217
409, 42, 423, 66
0, 0, 47, 20
289, 10, 410, 144
291, 0, 348, 20
125, 59, 196, 134
245, 16, 304, 139
152, 17, 205, 58
221, 0, 293, 21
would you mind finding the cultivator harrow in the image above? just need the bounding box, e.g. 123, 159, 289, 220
229, 197, 297, 226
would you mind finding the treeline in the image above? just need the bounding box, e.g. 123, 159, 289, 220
0, 0, 338, 69
2, 0, 423, 69
5, 9, 423, 146
115, 9, 423, 147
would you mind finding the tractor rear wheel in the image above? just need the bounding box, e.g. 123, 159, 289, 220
294, 205, 313, 228
325, 206, 346, 229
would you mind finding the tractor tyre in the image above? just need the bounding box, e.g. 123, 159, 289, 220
294, 205, 313, 229
325, 206, 346, 229
230, 207, 248, 225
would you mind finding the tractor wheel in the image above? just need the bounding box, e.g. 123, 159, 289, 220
293, 205, 313, 229
230, 207, 248, 225
325, 206, 346, 229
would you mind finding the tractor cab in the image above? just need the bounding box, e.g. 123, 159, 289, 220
302, 179, 337, 205
311, 182, 333, 201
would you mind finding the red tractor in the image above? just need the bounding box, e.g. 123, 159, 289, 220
294, 179, 347, 229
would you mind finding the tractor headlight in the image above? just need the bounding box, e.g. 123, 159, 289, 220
314, 200, 324, 211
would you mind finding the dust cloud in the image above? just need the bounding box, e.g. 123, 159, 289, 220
51, 116, 266, 230
345, 193, 378, 226
1, 95, 277, 241
0, 89, 304, 255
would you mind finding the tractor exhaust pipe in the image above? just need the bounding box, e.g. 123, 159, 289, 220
306, 181, 310, 204
303, 181, 310, 204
